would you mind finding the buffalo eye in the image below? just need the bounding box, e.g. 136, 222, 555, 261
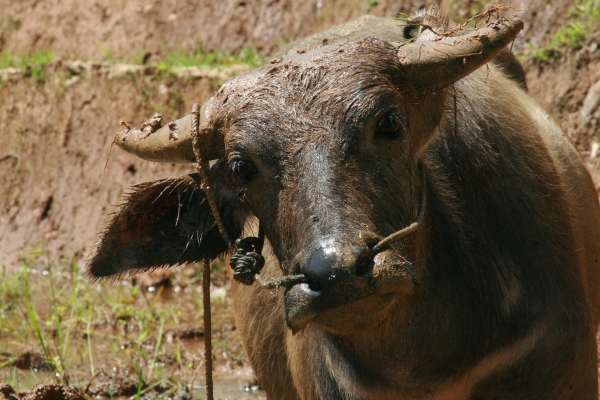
231, 160, 256, 184
375, 109, 406, 139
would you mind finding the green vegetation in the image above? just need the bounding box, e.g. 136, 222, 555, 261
0, 46, 265, 84
156, 46, 265, 73
0, 50, 54, 83
0, 256, 246, 396
530, 0, 600, 63
101, 43, 265, 69
367, 0, 381, 10
100, 46, 117, 64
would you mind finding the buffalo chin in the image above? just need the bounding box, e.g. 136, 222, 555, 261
285, 282, 408, 334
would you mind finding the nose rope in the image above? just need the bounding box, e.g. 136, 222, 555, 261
229, 163, 427, 290
191, 103, 232, 247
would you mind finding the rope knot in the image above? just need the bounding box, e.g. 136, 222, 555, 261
230, 237, 266, 285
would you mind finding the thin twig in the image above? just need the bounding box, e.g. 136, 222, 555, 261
411, 3, 526, 38
371, 162, 426, 255
255, 273, 310, 289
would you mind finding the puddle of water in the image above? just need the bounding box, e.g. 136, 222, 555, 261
209, 372, 266, 400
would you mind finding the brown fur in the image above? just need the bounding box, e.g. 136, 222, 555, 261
88, 15, 600, 400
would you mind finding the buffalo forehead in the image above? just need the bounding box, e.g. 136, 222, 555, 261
215, 37, 400, 109
212, 37, 402, 135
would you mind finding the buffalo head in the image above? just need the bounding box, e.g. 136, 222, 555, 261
88, 19, 523, 334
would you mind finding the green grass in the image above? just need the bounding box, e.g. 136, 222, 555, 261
367, 0, 381, 10
0, 256, 246, 395
156, 46, 265, 73
0, 45, 264, 85
529, 0, 600, 63
0, 50, 55, 83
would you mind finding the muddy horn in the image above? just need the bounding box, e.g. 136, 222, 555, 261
115, 103, 224, 163
397, 18, 524, 90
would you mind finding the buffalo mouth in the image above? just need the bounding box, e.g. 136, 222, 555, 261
284, 251, 417, 333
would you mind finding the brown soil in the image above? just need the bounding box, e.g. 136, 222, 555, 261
0, 384, 85, 400
83, 370, 192, 399
0, 0, 423, 62
0, 64, 219, 267
1, 380, 191, 400
0, 0, 581, 61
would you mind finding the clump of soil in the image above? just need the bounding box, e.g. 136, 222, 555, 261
83, 370, 192, 400
10, 352, 53, 373
0, 384, 85, 400
84, 370, 143, 398
166, 327, 205, 340
0, 380, 192, 400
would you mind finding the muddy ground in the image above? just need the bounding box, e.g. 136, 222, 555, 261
1, 0, 600, 398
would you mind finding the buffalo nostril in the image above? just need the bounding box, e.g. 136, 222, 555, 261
299, 242, 375, 292
301, 246, 337, 293
356, 258, 374, 277
307, 278, 323, 293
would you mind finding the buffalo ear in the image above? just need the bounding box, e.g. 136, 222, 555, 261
87, 169, 241, 280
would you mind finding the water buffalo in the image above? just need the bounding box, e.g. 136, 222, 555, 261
88, 11, 600, 399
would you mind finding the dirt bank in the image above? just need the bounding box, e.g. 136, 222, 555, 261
0, 0, 420, 62
0, 0, 582, 62
1, 0, 599, 268
0, 63, 242, 267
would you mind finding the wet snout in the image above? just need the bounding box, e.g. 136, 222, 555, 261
285, 236, 383, 331
298, 240, 375, 294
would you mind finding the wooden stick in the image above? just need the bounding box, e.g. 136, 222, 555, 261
202, 258, 214, 400
191, 103, 231, 246
191, 102, 222, 400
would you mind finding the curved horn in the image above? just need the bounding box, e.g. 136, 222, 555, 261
115, 105, 224, 163
397, 18, 524, 90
